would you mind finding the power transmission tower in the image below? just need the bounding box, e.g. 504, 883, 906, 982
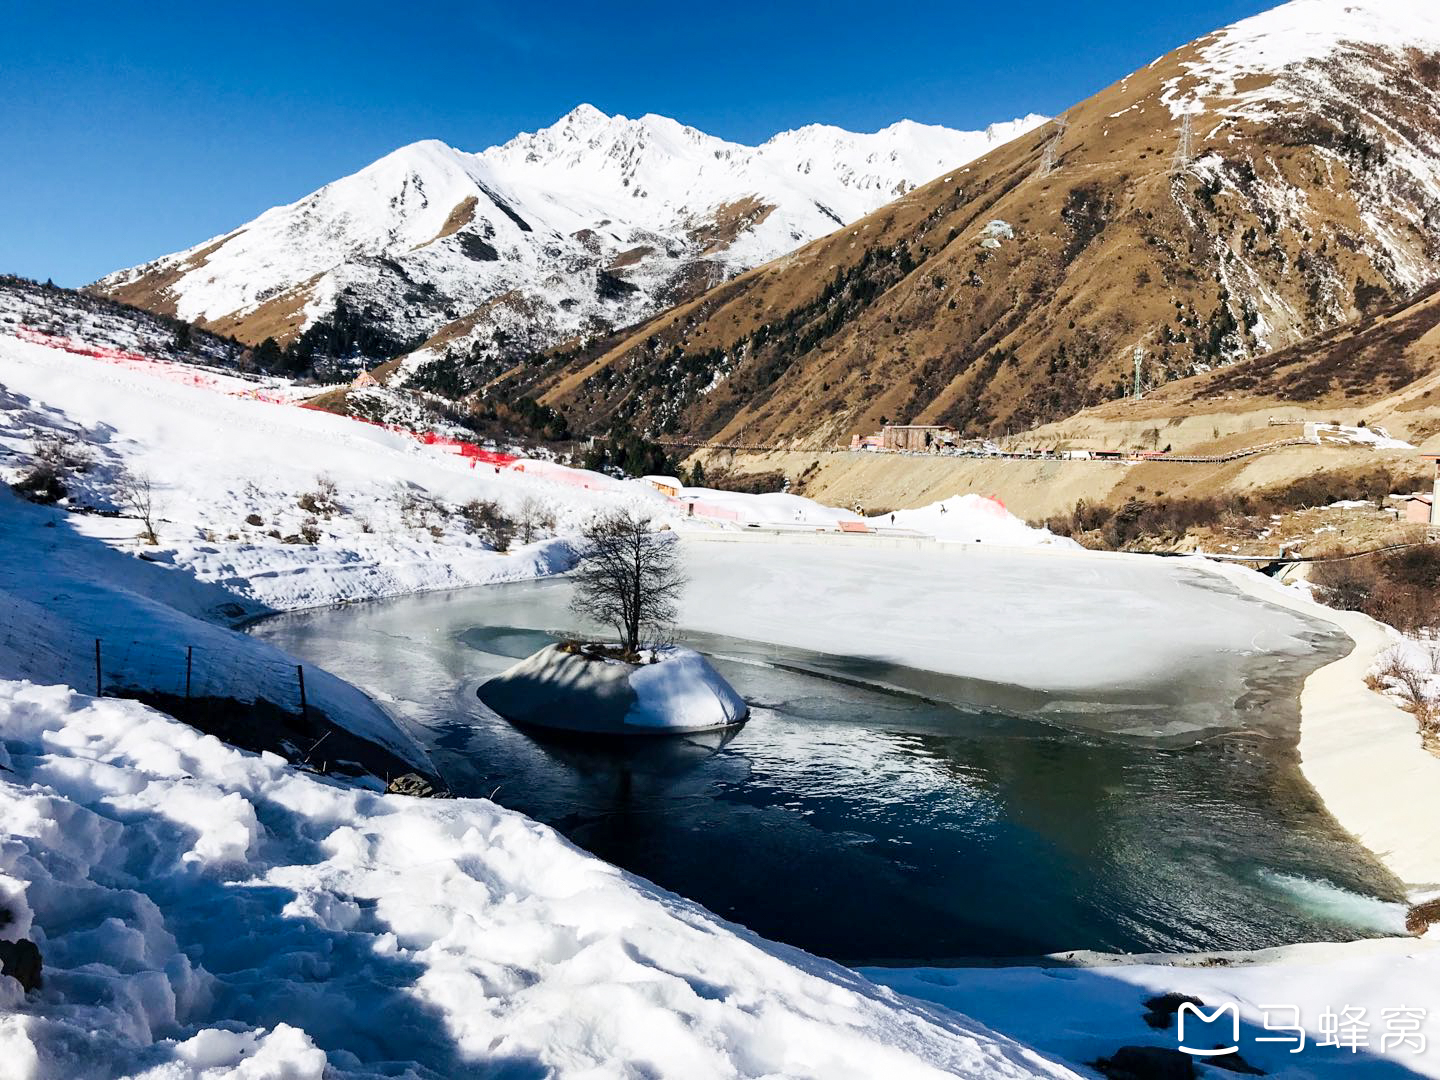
1038, 116, 1068, 178
1171, 111, 1195, 172
1132, 345, 1145, 400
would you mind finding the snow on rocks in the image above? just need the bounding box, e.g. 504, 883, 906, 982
0, 679, 1076, 1079
1306, 422, 1415, 450
479, 644, 747, 734
1163, 0, 1440, 118
627, 646, 748, 730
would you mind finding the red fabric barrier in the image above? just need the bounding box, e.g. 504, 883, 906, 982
14, 326, 527, 469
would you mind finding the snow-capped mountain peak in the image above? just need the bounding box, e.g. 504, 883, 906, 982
95, 105, 1048, 376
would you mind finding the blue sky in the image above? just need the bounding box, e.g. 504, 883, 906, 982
0, 1, 1273, 286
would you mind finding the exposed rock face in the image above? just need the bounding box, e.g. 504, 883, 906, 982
477, 644, 747, 735
1093, 1046, 1197, 1080
385, 773, 451, 799
0, 937, 42, 992
1141, 993, 1207, 1030
1406, 895, 1440, 933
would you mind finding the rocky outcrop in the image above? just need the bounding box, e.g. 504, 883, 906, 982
0, 937, 42, 992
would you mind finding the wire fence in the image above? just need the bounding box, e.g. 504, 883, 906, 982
88, 636, 312, 719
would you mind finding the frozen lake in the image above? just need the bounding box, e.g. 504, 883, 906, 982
251, 547, 1407, 964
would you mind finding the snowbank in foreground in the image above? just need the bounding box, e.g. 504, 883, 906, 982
0, 488, 428, 770
870, 935, 1440, 1080
0, 680, 1074, 1080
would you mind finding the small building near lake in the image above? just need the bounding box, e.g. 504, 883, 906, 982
881, 424, 956, 452
641, 475, 684, 497
1394, 492, 1434, 525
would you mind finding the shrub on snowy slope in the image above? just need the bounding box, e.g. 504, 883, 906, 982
11, 428, 92, 504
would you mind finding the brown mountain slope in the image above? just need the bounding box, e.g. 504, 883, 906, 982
688, 279, 1440, 522
1169, 279, 1440, 409
510, 4, 1440, 448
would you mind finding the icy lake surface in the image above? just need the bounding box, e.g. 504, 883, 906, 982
252, 564, 1406, 965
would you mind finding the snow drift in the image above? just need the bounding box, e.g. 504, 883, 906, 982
0, 679, 1075, 1079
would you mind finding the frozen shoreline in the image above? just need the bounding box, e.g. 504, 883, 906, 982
1202, 559, 1440, 890
677, 532, 1440, 889
676, 535, 1440, 898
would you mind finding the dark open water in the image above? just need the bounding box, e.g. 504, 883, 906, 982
252, 578, 1407, 966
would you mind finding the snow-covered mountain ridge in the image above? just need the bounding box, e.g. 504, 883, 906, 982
93, 106, 1046, 380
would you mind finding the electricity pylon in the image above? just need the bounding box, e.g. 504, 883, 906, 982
1171, 110, 1195, 172
1038, 116, 1068, 178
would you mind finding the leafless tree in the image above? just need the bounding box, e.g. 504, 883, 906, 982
570, 508, 685, 657
515, 496, 555, 545
116, 468, 160, 544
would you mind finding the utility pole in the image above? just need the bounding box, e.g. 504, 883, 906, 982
1172, 110, 1195, 172
1038, 116, 1068, 178
1132, 345, 1145, 400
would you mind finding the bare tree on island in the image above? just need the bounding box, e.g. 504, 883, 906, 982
570, 508, 686, 659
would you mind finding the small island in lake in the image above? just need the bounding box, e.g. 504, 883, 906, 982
478, 642, 748, 734
480, 507, 748, 736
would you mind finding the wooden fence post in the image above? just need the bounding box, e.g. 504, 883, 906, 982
297, 665, 308, 722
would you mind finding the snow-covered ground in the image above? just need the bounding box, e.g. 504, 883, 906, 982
0, 321, 1088, 1077
0, 332, 661, 616
1212, 562, 1440, 889
0, 333, 1057, 618
1307, 423, 1416, 450
870, 935, 1440, 1080
867, 494, 1075, 545
0, 680, 1077, 1080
